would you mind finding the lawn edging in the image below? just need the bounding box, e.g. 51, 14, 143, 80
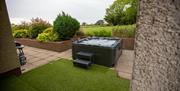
15, 38, 72, 52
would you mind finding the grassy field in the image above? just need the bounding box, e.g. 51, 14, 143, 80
81, 26, 113, 37
1, 59, 130, 91
80, 25, 135, 37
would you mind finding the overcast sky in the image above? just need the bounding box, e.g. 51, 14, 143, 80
6, 0, 114, 24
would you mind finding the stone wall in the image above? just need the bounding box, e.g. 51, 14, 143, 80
132, 0, 180, 91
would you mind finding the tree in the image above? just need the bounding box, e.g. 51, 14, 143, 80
104, 0, 137, 25
95, 20, 104, 25
11, 21, 30, 31
82, 22, 87, 26
28, 17, 51, 38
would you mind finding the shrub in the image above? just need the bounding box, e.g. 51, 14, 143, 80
13, 29, 28, 38
11, 21, 30, 31
28, 18, 51, 38
53, 12, 80, 40
36, 27, 58, 42
43, 27, 53, 33
36, 32, 58, 42
36, 33, 49, 42
112, 25, 135, 38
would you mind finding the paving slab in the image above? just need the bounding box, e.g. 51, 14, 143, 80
115, 50, 134, 80
21, 46, 72, 73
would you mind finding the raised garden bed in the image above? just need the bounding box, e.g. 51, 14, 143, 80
15, 38, 72, 52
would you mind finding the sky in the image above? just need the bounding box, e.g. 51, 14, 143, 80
6, 0, 114, 24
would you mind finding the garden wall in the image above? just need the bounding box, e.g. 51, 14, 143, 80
121, 38, 134, 50
15, 38, 72, 52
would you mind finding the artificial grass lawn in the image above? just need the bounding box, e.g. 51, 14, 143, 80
0, 59, 130, 91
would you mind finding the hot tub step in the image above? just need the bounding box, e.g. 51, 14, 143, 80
73, 59, 92, 68
77, 52, 93, 61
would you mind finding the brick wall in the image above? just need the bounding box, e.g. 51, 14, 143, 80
15, 38, 72, 52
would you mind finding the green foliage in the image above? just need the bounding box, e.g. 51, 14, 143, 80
43, 27, 53, 33
13, 29, 28, 38
36, 27, 58, 42
95, 20, 104, 25
36, 33, 49, 42
81, 25, 135, 38
81, 26, 112, 37
28, 18, 51, 38
53, 12, 80, 40
81, 22, 87, 26
11, 21, 30, 31
104, 0, 138, 25
112, 25, 135, 38
75, 30, 85, 37
36, 32, 58, 42
88, 29, 111, 37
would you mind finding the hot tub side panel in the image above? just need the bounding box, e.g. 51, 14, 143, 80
72, 44, 119, 67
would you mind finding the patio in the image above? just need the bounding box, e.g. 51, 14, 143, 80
21, 46, 134, 80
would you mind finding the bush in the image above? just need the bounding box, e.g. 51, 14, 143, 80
28, 18, 51, 38
53, 12, 80, 40
11, 21, 30, 31
43, 27, 53, 33
112, 25, 135, 38
13, 29, 28, 38
36, 28, 58, 42
36, 32, 58, 42
36, 33, 49, 42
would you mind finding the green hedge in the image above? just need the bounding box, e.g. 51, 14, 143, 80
112, 25, 136, 38
81, 25, 135, 38
81, 26, 112, 37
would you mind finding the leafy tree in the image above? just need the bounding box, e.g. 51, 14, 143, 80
11, 21, 30, 31
82, 22, 87, 26
53, 12, 80, 40
95, 20, 104, 25
104, 0, 138, 25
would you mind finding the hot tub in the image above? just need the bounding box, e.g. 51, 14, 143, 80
72, 37, 122, 67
